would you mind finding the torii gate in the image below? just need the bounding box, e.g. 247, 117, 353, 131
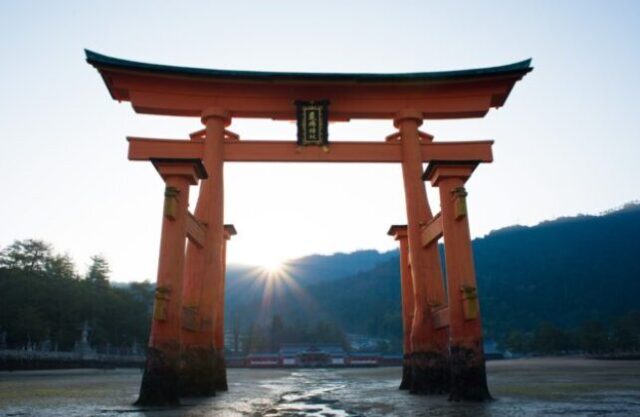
86, 50, 531, 404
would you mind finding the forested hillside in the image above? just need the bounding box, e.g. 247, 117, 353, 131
475, 203, 640, 338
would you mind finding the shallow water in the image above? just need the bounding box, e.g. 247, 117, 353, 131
1, 358, 639, 416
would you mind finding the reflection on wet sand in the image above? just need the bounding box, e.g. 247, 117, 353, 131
1, 358, 639, 417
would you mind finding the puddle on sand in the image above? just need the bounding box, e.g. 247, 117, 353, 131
252, 370, 360, 417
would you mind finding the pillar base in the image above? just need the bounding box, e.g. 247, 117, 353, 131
179, 346, 217, 397
212, 351, 228, 391
135, 345, 181, 406
449, 344, 491, 402
410, 351, 450, 395
399, 354, 412, 390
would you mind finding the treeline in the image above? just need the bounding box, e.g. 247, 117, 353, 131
0, 239, 354, 355
236, 315, 350, 354
502, 313, 640, 355
0, 239, 153, 352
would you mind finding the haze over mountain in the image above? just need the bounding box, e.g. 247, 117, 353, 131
226, 203, 640, 344
225, 250, 398, 330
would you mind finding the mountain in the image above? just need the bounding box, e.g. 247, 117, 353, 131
225, 249, 397, 328
474, 202, 640, 338
225, 203, 640, 344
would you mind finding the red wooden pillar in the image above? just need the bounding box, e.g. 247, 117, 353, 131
395, 110, 449, 394
212, 224, 237, 391
136, 160, 205, 406
424, 161, 491, 401
180, 107, 230, 396
388, 225, 414, 390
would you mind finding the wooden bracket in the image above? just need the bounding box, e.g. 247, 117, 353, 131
461, 285, 479, 320
432, 305, 450, 329
452, 186, 468, 219
163, 187, 179, 220
181, 305, 199, 331
153, 285, 171, 321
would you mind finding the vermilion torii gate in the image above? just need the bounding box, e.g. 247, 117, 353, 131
86, 50, 531, 404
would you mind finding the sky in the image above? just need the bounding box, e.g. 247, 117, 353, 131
0, 1, 639, 282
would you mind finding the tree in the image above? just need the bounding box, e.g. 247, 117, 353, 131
611, 312, 640, 352
579, 320, 609, 354
504, 330, 531, 354
531, 322, 571, 355
45, 253, 77, 280
86, 255, 110, 287
12, 305, 48, 347
0, 239, 53, 272
244, 324, 268, 353
269, 315, 284, 351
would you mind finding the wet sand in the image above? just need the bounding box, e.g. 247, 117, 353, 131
1, 358, 639, 416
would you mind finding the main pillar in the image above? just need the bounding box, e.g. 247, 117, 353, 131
180, 108, 230, 396
136, 161, 204, 406
395, 110, 450, 394
387, 225, 414, 390
424, 161, 491, 401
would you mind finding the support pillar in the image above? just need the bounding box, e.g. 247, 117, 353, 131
211, 224, 237, 391
388, 225, 413, 390
424, 161, 491, 401
136, 161, 205, 406
180, 108, 230, 396
395, 110, 449, 394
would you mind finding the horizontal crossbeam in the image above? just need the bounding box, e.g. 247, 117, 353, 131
128, 90, 497, 119
128, 138, 493, 164
421, 213, 443, 247
186, 212, 206, 248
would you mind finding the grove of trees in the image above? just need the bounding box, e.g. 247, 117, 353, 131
502, 315, 640, 355
0, 239, 153, 353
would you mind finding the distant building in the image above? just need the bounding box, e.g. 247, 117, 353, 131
279, 344, 347, 367
246, 353, 280, 367
348, 352, 380, 366
242, 344, 401, 368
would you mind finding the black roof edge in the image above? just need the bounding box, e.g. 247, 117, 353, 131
85, 49, 533, 83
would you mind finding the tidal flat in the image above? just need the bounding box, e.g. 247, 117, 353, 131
1, 358, 639, 417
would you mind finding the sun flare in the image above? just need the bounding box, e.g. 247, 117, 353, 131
260, 259, 285, 275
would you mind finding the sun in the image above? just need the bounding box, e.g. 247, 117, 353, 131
260, 259, 284, 275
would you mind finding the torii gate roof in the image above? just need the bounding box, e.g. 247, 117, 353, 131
86, 50, 532, 120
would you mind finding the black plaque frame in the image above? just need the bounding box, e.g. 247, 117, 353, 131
295, 100, 329, 147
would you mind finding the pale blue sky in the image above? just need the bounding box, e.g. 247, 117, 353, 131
1, 1, 638, 281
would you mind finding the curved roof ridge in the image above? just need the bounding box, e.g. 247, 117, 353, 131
85, 49, 532, 82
